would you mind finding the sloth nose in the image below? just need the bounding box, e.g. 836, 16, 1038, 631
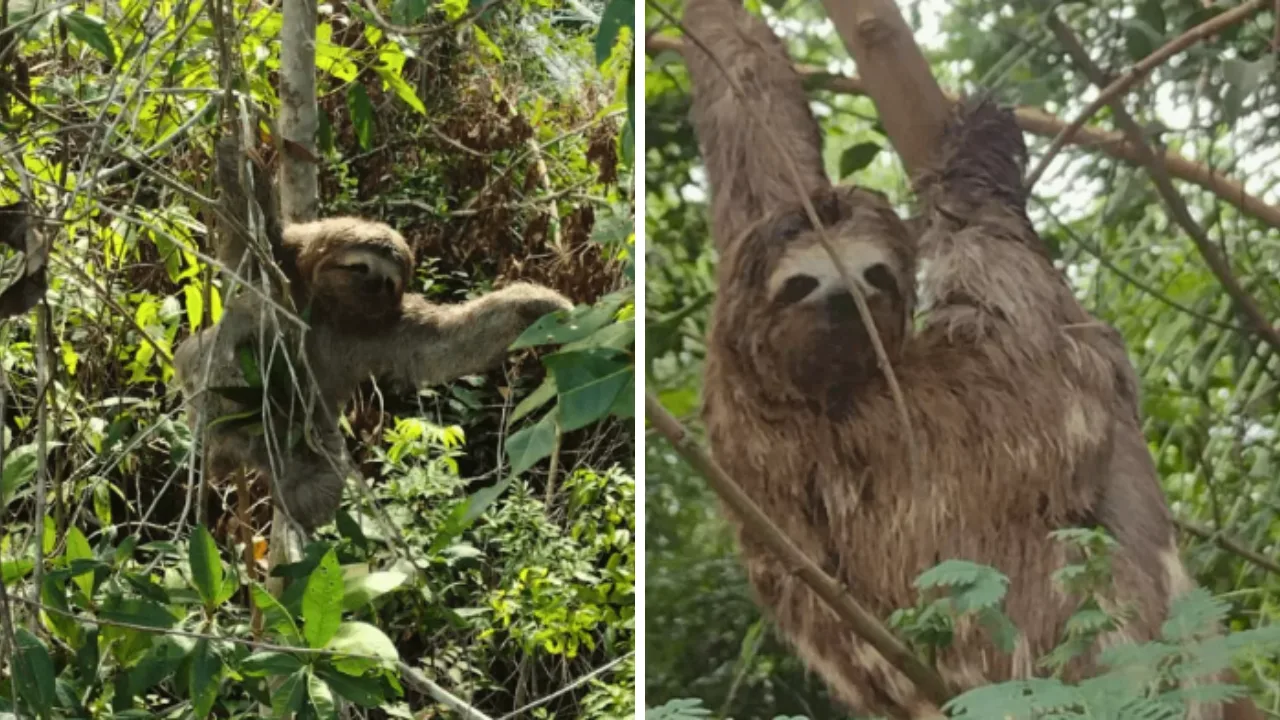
826, 292, 858, 321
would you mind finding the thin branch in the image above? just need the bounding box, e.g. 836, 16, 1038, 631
646, 36, 1280, 231
1174, 517, 1280, 578
1048, 14, 1280, 355
1028, 0, 1270, 187
645, 394, 953, 706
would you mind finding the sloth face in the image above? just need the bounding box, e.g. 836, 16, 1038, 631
312, 245, 408, 331
717, 187, 915, 399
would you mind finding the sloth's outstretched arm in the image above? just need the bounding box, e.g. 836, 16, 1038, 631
357, 283, 572, 389
683, 0, 829, 249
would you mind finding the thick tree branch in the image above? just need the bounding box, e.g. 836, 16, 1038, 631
645, 393, 954, 707
816, 0, 949, 177
1048, 15, 1280, 355
647, 35, 1280, 231
1028, 0, 1270, 187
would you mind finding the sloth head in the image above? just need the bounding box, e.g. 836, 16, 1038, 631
715, 187, 915, 401
282, 218, 415, 333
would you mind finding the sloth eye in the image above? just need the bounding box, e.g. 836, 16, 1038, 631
774, 274, 819, 306
344, 262, 371, 275
863, 263, 897, 295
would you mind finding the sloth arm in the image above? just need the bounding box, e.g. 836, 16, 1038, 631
682, 0, 829, 249
355, 284, 572, 390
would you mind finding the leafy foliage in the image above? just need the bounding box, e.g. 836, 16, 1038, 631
0, 0, 634, 716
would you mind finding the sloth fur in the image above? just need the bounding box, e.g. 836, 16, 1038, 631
685, 0, 1260, 717
173, 217, 571, 531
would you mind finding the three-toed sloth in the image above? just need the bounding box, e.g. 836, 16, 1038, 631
682, 0, 1260, 718
173, 216, 571, 531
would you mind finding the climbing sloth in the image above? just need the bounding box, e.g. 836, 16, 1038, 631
685, 0, 1258, 718
173, 217, 572, 531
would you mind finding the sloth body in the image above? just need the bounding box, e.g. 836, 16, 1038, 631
683, 0, 1254, 717
173, 217, 571, 530
704, 186, 1180, 717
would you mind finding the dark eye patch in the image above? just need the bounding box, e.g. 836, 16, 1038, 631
343, 262, 371, 275
774, 274, 819, 306
863, 263, 897, 295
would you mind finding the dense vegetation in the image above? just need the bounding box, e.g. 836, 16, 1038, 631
645, 0, 1279, 717
0, 0, 635, 717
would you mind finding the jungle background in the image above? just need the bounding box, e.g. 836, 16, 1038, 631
0, 0, 635, 717
644, 0, 1280, 717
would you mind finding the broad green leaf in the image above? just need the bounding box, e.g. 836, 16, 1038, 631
189, 524, 222, 607
838, 142, 881, 179
315, 664, 387, 707
183, 284, 204, 330
93, 481, 112, 525
544, 349, 632, 431
1, 442, 40, 508
342, 570, 409, 611
303, 548, 344, 649
62, 11, 116, 65
309, 669, 339, 719
505, 411, 558, 476
130, 636, 191, 694
511, 293, 625, 348
391, 0, 428, 24
272, 669, 308, 718
252, 583, 303, 642
511, 376, 557, 423
65, 526, 94, 600
241, 651, 304, 677
594, 0, 632, 66
189, 639, 221, 718
375, 66, 426, 115
14, 628, 56, 719
326, 621, 399, 675
1223, 56, 1276, 125
99, 597, 178, 629
347, 84, 375, 150
429, 475, 515, 554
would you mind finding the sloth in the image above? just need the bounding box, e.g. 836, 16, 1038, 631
684, 0, 1260, 718
173, 216, 572, 531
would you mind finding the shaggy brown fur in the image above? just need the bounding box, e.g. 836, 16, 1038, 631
175, 206, 570, 530
687, 0, 1259, 717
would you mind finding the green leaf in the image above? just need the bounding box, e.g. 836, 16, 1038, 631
65, 526, 95, 600
511, 292, 625, 348
189, 639, 221, 718
342, 570, 409, 611
252, 584, 303, 643
594, 0, 633, 66
511, 376, 557, 423
241, 651, 305, 677
183, 284, 204, 330
1, 442, 40, 508
13, 628, 56, 719
61, 11, 116, 65
314, 664, 387, 707
99, 597, 178, 629
544, 349, 633, 431
189, 524, 223, 607
375, 66, 426, 115
838, 142, 881, 178
326, 621, 400, 675
303, 548, 344, 649
235, 343, 262, 388
505, 411, 558, 476
130, 636, 191, 695
272, 669, 308, 718
347, 84, 376, 150
391, 0, 427, 24
309, 670, 338, 719
429, 476, 515, 554
1123, 19, 1161, 62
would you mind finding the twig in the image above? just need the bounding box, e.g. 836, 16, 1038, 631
359, 0, 500, 37
1048, 14, 1280, 356
645, 36, 1280, 231
1028, 0, 1270, 188
495, 652, 633, 720
1174, 518, 1280, 577
649, 0, 922, 493
644, 394, 952, 706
